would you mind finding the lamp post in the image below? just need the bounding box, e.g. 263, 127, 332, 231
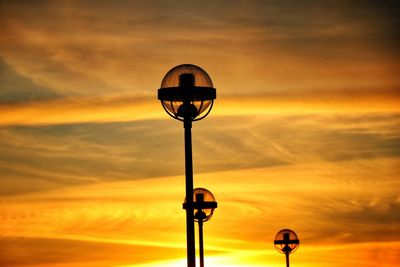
274, 229, 300, 267
158, 64, 216, 267
183, 188, 217, 267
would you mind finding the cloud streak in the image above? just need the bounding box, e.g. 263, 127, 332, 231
0, 113, 398, 197
0, 96, 160, 126
0, 87, 399, 126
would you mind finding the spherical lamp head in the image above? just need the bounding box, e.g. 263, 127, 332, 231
158, 64, 216, 121
274, 229, 300, 254
183, 187, 217, 222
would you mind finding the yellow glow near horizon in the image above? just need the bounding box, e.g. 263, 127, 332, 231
1, 158, 399, 266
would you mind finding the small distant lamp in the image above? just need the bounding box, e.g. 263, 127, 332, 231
183, 188, 217, 267
274, 229, 300, 267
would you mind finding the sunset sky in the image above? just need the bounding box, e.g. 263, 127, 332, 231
0, 1, 399, 267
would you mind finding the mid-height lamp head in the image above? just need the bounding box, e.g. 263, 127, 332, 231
274, 229, 300, 254
183, 187, 217, 222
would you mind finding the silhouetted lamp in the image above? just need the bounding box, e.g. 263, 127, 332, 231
183, 188, 217, 267
158, 64, 216, 121
157, 64, 216, 267
274, 229, 300, 267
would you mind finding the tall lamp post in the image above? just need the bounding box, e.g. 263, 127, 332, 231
183, 188, 217, 267
157, 64, 216, 267
274, 229, 300, 267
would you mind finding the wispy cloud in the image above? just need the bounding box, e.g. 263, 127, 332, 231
1, 1, 399, 98
0, 113, 398, 196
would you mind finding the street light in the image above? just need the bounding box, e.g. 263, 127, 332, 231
183, 188, 217, 267
157, 64, 216, 267
274, 229, 300, 267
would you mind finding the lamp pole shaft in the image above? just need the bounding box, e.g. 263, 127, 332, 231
285, 252, 290, 267
198, 220, 204, 267
184, 117, 196, 267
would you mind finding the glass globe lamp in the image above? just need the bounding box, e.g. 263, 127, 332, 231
183, 187, 217, 222
274, 229, 300, 254
158, 64, 216, 121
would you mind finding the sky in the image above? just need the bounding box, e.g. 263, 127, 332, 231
0, 0, 399, 266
